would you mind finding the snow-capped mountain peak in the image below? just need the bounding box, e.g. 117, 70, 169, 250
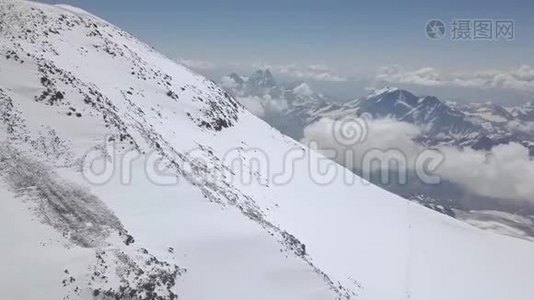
228, 72, 245, 85
247, 69, 277, 89
367, 86, 399, 98
293, 82, 314, 96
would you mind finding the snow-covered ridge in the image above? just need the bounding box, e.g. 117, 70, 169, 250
366, 86, 399, 98
2, 1, 534, 299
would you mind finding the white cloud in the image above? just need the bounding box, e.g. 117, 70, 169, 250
253, 63, 347, 82
293, 83, 314, 96
376, 65, 443, 86
455, 65, 534, 91
302, 117, 422, 171
235, 95, 288, 118
236, 96, 266, 117
437, 143, 534, 201
377, 65, 534, 91
302, 117, 534, 203
220, 75, 241, 90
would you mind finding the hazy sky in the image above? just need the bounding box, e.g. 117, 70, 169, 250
42, 0, 534, 103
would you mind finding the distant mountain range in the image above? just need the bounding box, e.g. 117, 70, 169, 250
223, 70, 534, 156
225, 69, 331, 105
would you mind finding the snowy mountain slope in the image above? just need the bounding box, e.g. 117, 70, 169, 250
0, 146, 182, 300
461, 102, 515, 124
1, 1, 534, 299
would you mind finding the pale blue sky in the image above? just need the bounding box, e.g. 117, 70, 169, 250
43, 0, 534, 103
